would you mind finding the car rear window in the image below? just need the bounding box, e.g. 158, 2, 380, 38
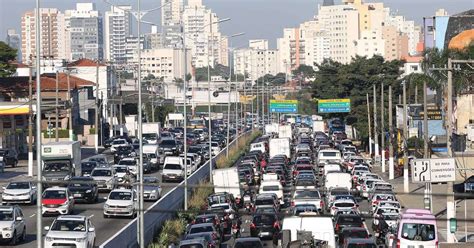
189, 226, 213, 234
338, 216, 362, 225
253, 215, 276, 225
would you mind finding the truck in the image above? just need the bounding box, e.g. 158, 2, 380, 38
312, 120, 325, 133
269, 138, 291, 158
212, 167, 242, 201
265, 123, 279, 134
142, 122, 160, 144
41, 141, 81, 186
278, 125, 292, 140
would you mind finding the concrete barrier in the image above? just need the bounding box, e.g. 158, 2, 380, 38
99, 130, 255, 248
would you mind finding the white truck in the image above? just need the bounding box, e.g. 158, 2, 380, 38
41, 141, 81, 186
142, 144, 160, 170
142, 122, 160, 144
269, 138, 291, 158
282, 216, 336, 248
312, 120, 325, 133
162, 156, 184, 182
265, 123, 279, 135
212, 167, 242, 200
278, 125, 292, 140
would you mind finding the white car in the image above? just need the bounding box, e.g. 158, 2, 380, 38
110, 139, 128, 153
90, 167, 116, 191
141, 177, 162, 201
44, 215, 96, 248
210, 142, 221, 155
2, 181, 37, 205
0, 205, 26, 245
372, 207, 400, 228
103, 189, 137, 218
329, 198, 358, 216
41, 187, 75, 216
118, 158, 138, 175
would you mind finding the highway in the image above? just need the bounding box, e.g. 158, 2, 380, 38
0, 148, 179, 247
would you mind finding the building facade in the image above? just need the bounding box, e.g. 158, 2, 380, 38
104, 5, 132, 63
140, 48, 192, 82
6, 29, 21, 61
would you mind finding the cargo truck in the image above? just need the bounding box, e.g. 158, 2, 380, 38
142, 122, 161, 144
269, 138, 291, 158
212, 167, 242, 202
41, 141, 81, 186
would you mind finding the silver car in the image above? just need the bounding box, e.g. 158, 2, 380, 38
2, 181, 37, 205
140, 177, 162, 201
90, 167, 116, 191
0, 205, 26, 245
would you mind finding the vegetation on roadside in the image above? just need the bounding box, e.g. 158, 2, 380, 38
216, 130, 262, 169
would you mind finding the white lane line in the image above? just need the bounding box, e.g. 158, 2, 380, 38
89, 215, 94, 218
29, 214, 35, 218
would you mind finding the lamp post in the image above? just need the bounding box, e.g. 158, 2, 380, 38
207, 17, 230, 183
35, 1, 43, 247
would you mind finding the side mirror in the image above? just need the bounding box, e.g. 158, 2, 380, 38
69, 196, 74, 200
32, 186, 37, 189
103, 196, 108, 200
16, 217, 23, 221
44, 226, 50, 231
88, 227, 95, 232
1, 186, 5, 190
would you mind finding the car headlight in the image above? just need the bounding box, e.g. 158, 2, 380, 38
86, 190, 92, 193
151, 190, 157, 193
64, 175, 70, 181
45, 236, 54, 242
104, 204, 109, 208
2, 226, 12, 231
75, 237, 87, 242
127, 205, 133, 209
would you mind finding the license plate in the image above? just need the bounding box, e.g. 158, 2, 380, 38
260, 232, 270, 236
74, 194, 82, 197
11, 196, 20, 200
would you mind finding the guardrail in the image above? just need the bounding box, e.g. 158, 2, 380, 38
100, 130, 254, 248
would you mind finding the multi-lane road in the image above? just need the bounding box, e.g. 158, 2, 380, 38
0, 148, 178, 247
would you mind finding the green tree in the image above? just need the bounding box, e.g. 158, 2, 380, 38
292, 64, 315, 80
0, 41, 17, 77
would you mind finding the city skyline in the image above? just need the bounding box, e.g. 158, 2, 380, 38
1, 0, 472, 49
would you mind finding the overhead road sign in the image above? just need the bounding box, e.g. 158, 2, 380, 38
318, 99, 351, 113
270, 100, 298, 113
412, 158, 456, 183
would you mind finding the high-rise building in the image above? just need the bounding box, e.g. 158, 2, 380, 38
65, 3, 103, 61
104, 5, 132, 63
125, 36, 145, 64
183, 0, 228, 67
144, 25, 163, 49
21, 8, 67, 64
140, 48, 191, 82
6, 29, 21, 61
161, 0, 183, 27
234, 40, 278, 82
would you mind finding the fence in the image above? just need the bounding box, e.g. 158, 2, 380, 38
99, 130, 255, 248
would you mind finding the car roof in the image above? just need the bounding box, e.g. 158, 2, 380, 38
44, 186, 68, 191
0, 205, 17, 211
189, 223, 214, 228
111, 188, 132, 193
55, 215, 87, 221
345, 238, 376, 244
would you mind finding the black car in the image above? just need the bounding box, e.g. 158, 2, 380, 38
0, 149, 18, 167
81, 161, 98, 176
232, 237, 263, 248
337, 227, 370, 246
334, 214, 364, 234
160, 139, 178, 155
67, 177, 99, 203
113, 145, 135, 163
250, 213, 280, 240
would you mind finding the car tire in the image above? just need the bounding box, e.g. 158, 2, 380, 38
10, 231, 17, 245
13, 160, 17, 168
103, 214, 108, 218
20, 227, 26, 242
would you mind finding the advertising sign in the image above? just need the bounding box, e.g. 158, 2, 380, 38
270, 100, 298, 113
318, 99, 351, 113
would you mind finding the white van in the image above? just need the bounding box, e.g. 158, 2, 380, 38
323, 163, 341, 176
318, 149, 342, 163
143, 144, 159, 170
282, 216, 336, 248
250, 142, 266, 153
324, 172, 352, 191
259, 180, 284, 204
162, 157, 184, 182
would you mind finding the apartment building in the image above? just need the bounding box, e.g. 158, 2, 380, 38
234, 40, 278, 82
140, 48, 192, 82
104, 5, 132, 63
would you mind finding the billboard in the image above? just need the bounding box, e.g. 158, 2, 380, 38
318, 99, 351, 113
269, 100, 298, 113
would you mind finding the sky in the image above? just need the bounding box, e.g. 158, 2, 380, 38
0, 0, 473, 48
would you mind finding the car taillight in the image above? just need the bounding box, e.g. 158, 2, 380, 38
250, 223, 256, 229
435, 240, 438, 248
273, 221, 280, 229
335, 224, 340, 231
291, 201, 295, 207
396, 239, 400, 248
191, 220, 196, 224
235, 198, 240, 204
363, 185, 366, 190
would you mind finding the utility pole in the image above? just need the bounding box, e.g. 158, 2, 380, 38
403, 81, 409, 193
182, 22, 188, 211
207, 12, 213, 184
389, 85, 394, 180
226, 50, 232, 158
446, 58, 455, 243
35, 0, 43, 246
67, 71, 73, 141
373, 84, 379, 162
423, 80, 432, 211
366, 93, 372, 155
28, 66, 33, 177
95, 61, 99, 153
381, 83, 385, 173
55, 72, 59, 142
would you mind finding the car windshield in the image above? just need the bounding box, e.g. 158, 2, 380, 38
69, 181, 92, 187
295, 206, 318, 215
234, 241, 263, 248
161, 140, 176, 145
294, 190, 320, 198
335, 202, 355, 207
321, 152, 338, 157
118, 160, 136, 166
253, 215, 276, 225
81, 162, 96, 169
342, 230, 368, 239
0, 211, 13, 221
255, 198, 274, 206
262, 185, 280, 191
401, 223, 436, 241
189, 226, 213, 234
164, 164, 182, 170
91, 169, 111, 177
6, 182, 30, 189
109, 191, 132, 200
338, 216, 362, 225
144, 177, 158, 184
113, 140, 126, 145
43, 162, 70, 172
50, 220, 86, 232
43, 190, 67, 199
114, 167, 128, 173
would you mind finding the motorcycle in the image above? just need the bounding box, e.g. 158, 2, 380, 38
243, 195, 252, 213
231, 220, 241, 239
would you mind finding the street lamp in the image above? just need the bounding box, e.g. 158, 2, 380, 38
207, 17, 230, 184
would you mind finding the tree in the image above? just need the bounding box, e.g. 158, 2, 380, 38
292, 64, 315, 81
0, 41, 17, 77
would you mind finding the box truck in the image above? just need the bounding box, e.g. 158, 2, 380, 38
212, 167, 242, 200
312, 120, 325, 133
269, 138, 291, 158
142, 122, 160, 144
41, 141, 81, 186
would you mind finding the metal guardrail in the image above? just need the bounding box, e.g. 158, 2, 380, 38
100, 130, 254, 248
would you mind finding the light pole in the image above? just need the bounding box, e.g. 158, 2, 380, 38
207, 17, 231, 183
35, 1, 43, 247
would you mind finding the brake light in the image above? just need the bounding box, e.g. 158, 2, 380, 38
236, 198, 240, 204
363, 185, 366, 190
191, 220, 196, 224
435, 240, 438, 248
335, 224, 340, 231
320, 201, 324, 208
396, 239, 400, 248
250, 223, 256, 229
291, 201, 295, 207
273, 221, 280, 229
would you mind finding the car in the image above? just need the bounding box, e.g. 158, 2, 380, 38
103, 188, 137, 218
186, 223, 221, 242
291, 189, 323, 213
141, 176, 162, 201
343, 237, 377, 248
41, 187, 75, 216
232, 237, 263, 248
44, 215, 96, 248
250, 213, 280, 240
117, 157, 138, 175
67, 177, 99, 203
337, 227, 370, 246
184, 233, 219, 248
2, 181, 37, 205
110, 138, 129, 153
0, 205, 26, 245
0, 149, 18, 167
334, 214, 365, 234
159, 138, 179, 155
86, 155, 109, 167
80, 161, 98, 177
179, 237, 209, 248
90, 167, 116, 191
330, 198, 358, 216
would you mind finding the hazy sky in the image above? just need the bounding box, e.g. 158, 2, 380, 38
1, 0, 472, 48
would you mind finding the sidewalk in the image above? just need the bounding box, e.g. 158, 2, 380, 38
371, 164, 474, 243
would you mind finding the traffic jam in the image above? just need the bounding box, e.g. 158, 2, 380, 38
179, 117, 438, 248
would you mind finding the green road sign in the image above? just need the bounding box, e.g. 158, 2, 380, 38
318, 99, 351, 113
270, 100, 298, 113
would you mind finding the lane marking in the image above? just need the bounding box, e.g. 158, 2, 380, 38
89, 214, 94, 218
29, 214, 35, 218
